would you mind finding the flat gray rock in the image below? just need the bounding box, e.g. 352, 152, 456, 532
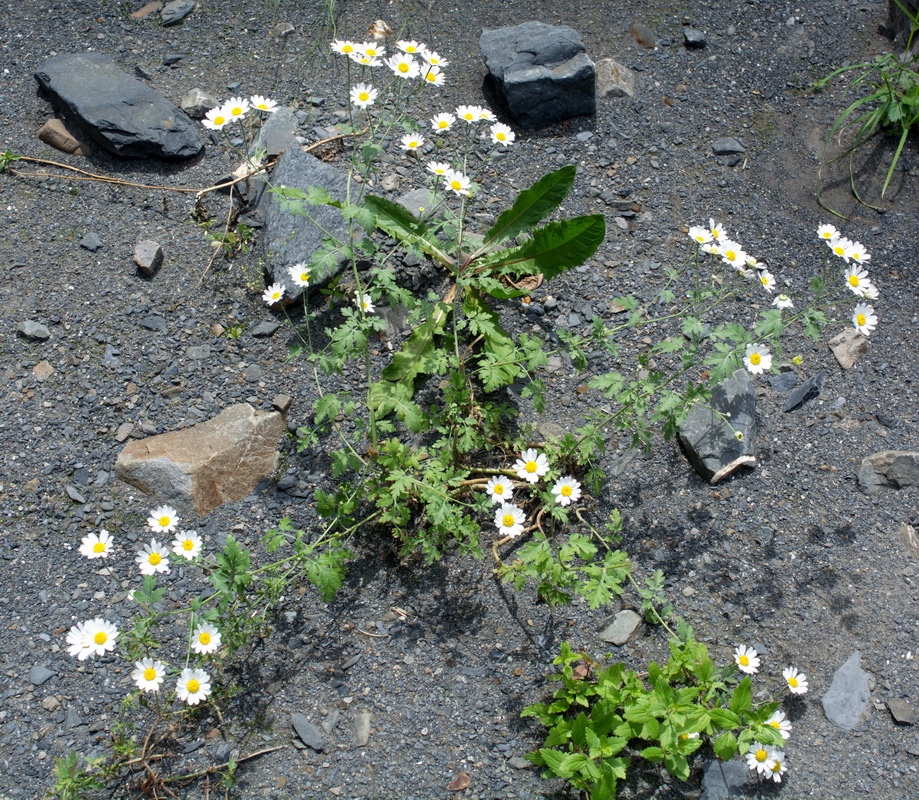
821, 650, 871, 730
678, 369, 757, 483
134, 240, 164, 275
480, 21, 595, 128
888, 699, 917, 725
161, 0, 196, 26
80, 232, 103, 252
29, 665, 56, 686
700, 758, 749, 800
353, 710, 371, 746
17, 320, 51, 340
292, 713, 324, 750
34, 52, 203, 159
782, 370, 824, 412
858, 451, 919, 493
712, 137, 745, 154
598, 609, 642, 645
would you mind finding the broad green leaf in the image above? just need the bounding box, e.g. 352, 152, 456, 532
707, 708, 741, 730
641, 746, 666, 762
473, 214, 606, 282
713, 731, 738, 762
482, 165, 576, 247
364, 195, 453, 266
729, 676, 752, 715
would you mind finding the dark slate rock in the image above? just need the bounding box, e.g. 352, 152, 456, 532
34, 52, 203, 159
683, 28, 707, 48
291, 713, 324, 750
888, 699, 917, 725
712, 137, 746, 154
29, 665, 56, 686
161, 0, 196, 27
782, 370, 824, 412
80, 232, 103, 252
259, 147, 349, 299
768, 371, 797, 393
480, 21, 596, 129
857, 451, 919, 494
255, 106, 299, 158
678, 369, 757, 483
700, 758, 748, 800
134, 240, 164, 276
822, 650, 870, 730
17, 320, 51, 340
139, 315, 168, 332
250, 321, 280, 338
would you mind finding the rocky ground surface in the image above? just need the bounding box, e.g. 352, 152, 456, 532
1, 0, 918, 798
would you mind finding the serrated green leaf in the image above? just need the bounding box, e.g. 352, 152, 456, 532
364, 195, 452, 266
713, 731, 738, 762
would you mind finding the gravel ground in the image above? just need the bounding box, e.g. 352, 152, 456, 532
1, 0, 918, 798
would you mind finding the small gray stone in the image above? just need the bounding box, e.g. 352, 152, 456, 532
768, 371, 797, 393
115, 422, 134, 443
598, 609, 642, 645
700, 758, 748, 800
821, 650, 871, 730
353, 710, 371, 746
509, 755, 531, 769
683, 28, 707, 48
139, 315, 167, 332
66, 485, 87, 503
180, 87, 220, 120
595, 58, 635, 98
858, 451, 919, 493
272, 394, 292, 415
134, 240, 164, 276
829, 327, 869, 369
29, 665, 56, 686
186, 345, 210, 360
782, 370, 824, 412
161, 0, 196, 26
250, 321, 280, 338
291, 713, 324, 750
79, 232, 103, 252
888, 699, 917, 725
17, 320, 52, 340
65, 708, 82, 728
712, 137, 745, 155
321, 709, 340, 735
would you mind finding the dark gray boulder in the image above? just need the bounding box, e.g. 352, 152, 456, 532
678, 369, 757, 483
480, 21, 596, 129
258, 146, 349, 299
34, 52, 203, 159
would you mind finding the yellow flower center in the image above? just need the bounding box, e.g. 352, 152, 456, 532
770, 721, 780, 729
187, 679, 200, 694
182, 539, 194, 551
149, 552, 161, 566
398, 63, 409, 72
158, 516, 171, 527
438, 121, 448, 128
494, 484, 504, 495
788, 677, 798, 687
772, 761, 782, 772
561, 485, 572, 496
502, 514, 515, 528
835, 246, 845, 256
463, 114, 473, 120
525, 461, 537, 473
409, 141, 418, 147
755, 748, 768, 763
761, 276, 769, 286
231, 106, 243, 116
739, 654, 750, 665
93, 542, 105, 553
366, 48, 377, 56
426, 73, 436, 81
359, 92, 369, 101
497, 132, 506, 141
748, 354, 760, 367
857, 314, 866, 326
725, 250, 736, 260
214, 115, 226, 125
849, 275, 859, 286
272, 292, 281, 300
451, 180, 461, 190
144, 668, 157, 681
94, 631, 107, 645
199, 632, 211, 645
342, 44, 354, 53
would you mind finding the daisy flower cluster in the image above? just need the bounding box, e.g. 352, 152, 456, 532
202, 94, 278, 131
66, 506, 222, 705
485, 449, 582, 539
332, 38, 448, 83
732, 644, 809, 783
818, 224, 879, 336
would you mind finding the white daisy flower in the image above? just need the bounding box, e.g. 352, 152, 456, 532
701, 242, 720, 256
421, 65, 446, 86
176, 667, 212, 705
483, 476, 514, 504
349, 52, 382, 67
513, 448, 549, 483
79, 530, 113, 559
443, 168, 471, 196
191, 622, 222, 655
687, 225, 711, 244
356, 292, 375, 314
734, 644, 761, 674
137, 539, 171, 576
350, 83, 378, 109
330, 40, 358, 56
288, 264, 311, 288
224, 97, 250, 121
494, 503, 526, 538
426, 161, 451, 176
203, 105, 231, 130
708, 218, 728, 240
400, 133, 425, 151
385, 53, 420, 79
420, 48, 449, 67
718, 241, 747, 268
767, 748, 787, 783
861, 283, 879, 300
758, 270, 776, 293
782, 666, 808, 695
478, 108, 497, 121
148, 505, 179, 533
249, 95, 278, 113
766, 710, 792, 740
745, 742, 775, 776
846, 240, 870, 264
67, 618, 118, 661
551, 476, 582, 507
844, 265, 873, 296
816, 223, 839, 241
397, 39, 424, 54
357, 42, 385, 59
132, 658, 166, 693
456, 104, 483, 123
490, 122, 515, 146
263, 282, 285, 305
772, 293, 794, 310
430, 113, 456, 132
852, 303, 878, 336
828, 235, 852, 261
743, 344, 772, 375
172, 530, 203, 560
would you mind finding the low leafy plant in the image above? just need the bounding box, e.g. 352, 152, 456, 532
815, 0, 919, 204
524, 624, 807, 799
